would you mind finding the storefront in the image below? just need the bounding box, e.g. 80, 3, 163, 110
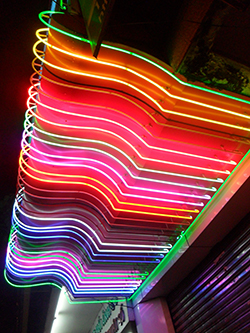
167, 213, 250, 333
90, 301, 137, 333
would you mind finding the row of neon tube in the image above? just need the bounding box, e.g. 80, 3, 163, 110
5, 11, 250, 300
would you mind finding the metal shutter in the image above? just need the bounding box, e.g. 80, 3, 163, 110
167, 214, 250, 333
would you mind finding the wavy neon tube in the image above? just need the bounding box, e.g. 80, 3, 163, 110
10, 235, 148, 272
16, 189, 175, 243
36, 25, 250, 119
19, 155, 197, 218
7, 250, 143, 286
8, 254, 142, 284
8, 255, 142, 288
31, 62, 240, 162
30, 75, 237, 167
15, 189, 171, 244
24, 114, 222, 189
22, 145, 205, 207
34, 43, 250, 133
22, 132, 207, 205
7, 235, 147, 294
4, 268, 61, 291
27, 97, 232, 176
26, 116, 223, 186
26, 108, 225, 191
14, 233, 161, 263
15, 196, 169, 248
14, 230, 160, 265
14, 202, 171, 252
33, 32, 250, 133
6, 7, 250, 302
9, 248, 145, 281
14, 225, 161, 264
21, 159, 200, 219
6, 262, 138, 295
17, 176, 192, 227
22, 133, 211, 202
9, 231, 151, 285
31, 65, 247, 162
38, 12, 250, 107
13, 218, 165, 259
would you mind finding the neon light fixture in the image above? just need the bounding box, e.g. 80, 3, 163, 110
5, 7, 250, 303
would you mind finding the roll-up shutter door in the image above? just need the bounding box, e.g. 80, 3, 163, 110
167, 214, 250, 333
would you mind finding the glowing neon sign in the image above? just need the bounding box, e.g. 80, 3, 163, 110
5, 8, 250, 303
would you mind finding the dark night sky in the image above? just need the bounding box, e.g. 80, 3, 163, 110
0, 1, 51, 331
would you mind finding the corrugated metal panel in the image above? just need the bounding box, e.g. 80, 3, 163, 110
167, 214, 250, 333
